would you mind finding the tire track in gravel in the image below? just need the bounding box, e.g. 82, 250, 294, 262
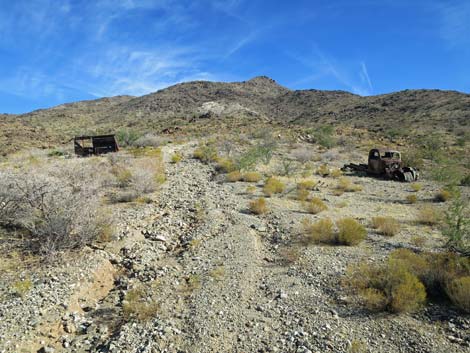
158, 143, 272, 352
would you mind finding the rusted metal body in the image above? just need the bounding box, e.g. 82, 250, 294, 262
74, 135, 119, 156
342, 148, 419, 182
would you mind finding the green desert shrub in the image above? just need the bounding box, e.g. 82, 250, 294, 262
406, 194, 418, 204
345, 255, 426, 313
446, 276, 470, 313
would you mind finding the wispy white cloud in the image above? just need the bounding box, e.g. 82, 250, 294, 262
287, 46, 373, 95
437, 1, 470, 47
360, 61, 373, 93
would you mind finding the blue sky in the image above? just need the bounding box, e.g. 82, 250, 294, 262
0, 0, 469, 114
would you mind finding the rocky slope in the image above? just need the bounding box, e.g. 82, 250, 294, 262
1, 143, 468, 353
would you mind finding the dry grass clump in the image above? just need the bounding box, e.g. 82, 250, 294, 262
296, 188, 310, 202
112, 166, 133, 187
337, 218, 367, 245
122, 284, 160, 321
305, 197, 328, 214
303, 218, 335, 244
193, 144, 218, 163
316, 164, 330, 177
303, 217, 366, 246
226, 171, 243, 182
245, 185, 257, 195
297, 179, 317, 190
209, 266, 225, 281
249, 197, 268, 215
171, 152, 183, 164
215, 158, 236, 173
410, 235, 426, 248
345, 249, 470, 313
435, 189, 452, 202
330, 168, 343, 178
411, 183, 422, 192
263, 177, 285, 196
416, 206, 443, 226
243, 172, 262, 182
336, 177, 363, 192
371, 216, 400, 236
406, 194, 418, 204
12, 278, 32, 298
446, 277, 470, 313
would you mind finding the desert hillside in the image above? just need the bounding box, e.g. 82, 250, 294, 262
1, 76, 469, 155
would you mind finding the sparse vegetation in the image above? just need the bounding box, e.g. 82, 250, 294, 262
297, 179, 317, 190
123, 284, 160, 321
411, 183, 422, 192
263, 177, 285, 196
12, 278, 32, 298
371, 216, 400, 236
249, 197, 268, 215
316, 164, 330, 177
336, 177, 363, 192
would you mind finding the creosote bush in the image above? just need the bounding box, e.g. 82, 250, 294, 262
305, 197, 328, 214
337, 218, 367, 245
371, 216, 400, 236
0, 164, 111, 255
249, 197, 268, 215
263, 177, 285, 196
243, 172, 262, 183
345, 249, 470, 313
411, 183, 422, 192
446, 277, 470, 313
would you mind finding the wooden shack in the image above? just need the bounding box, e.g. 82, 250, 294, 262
74, 134, 119, 156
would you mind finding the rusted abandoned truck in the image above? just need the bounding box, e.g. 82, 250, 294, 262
342, 148, 419, 182
74, 134, 119, 156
